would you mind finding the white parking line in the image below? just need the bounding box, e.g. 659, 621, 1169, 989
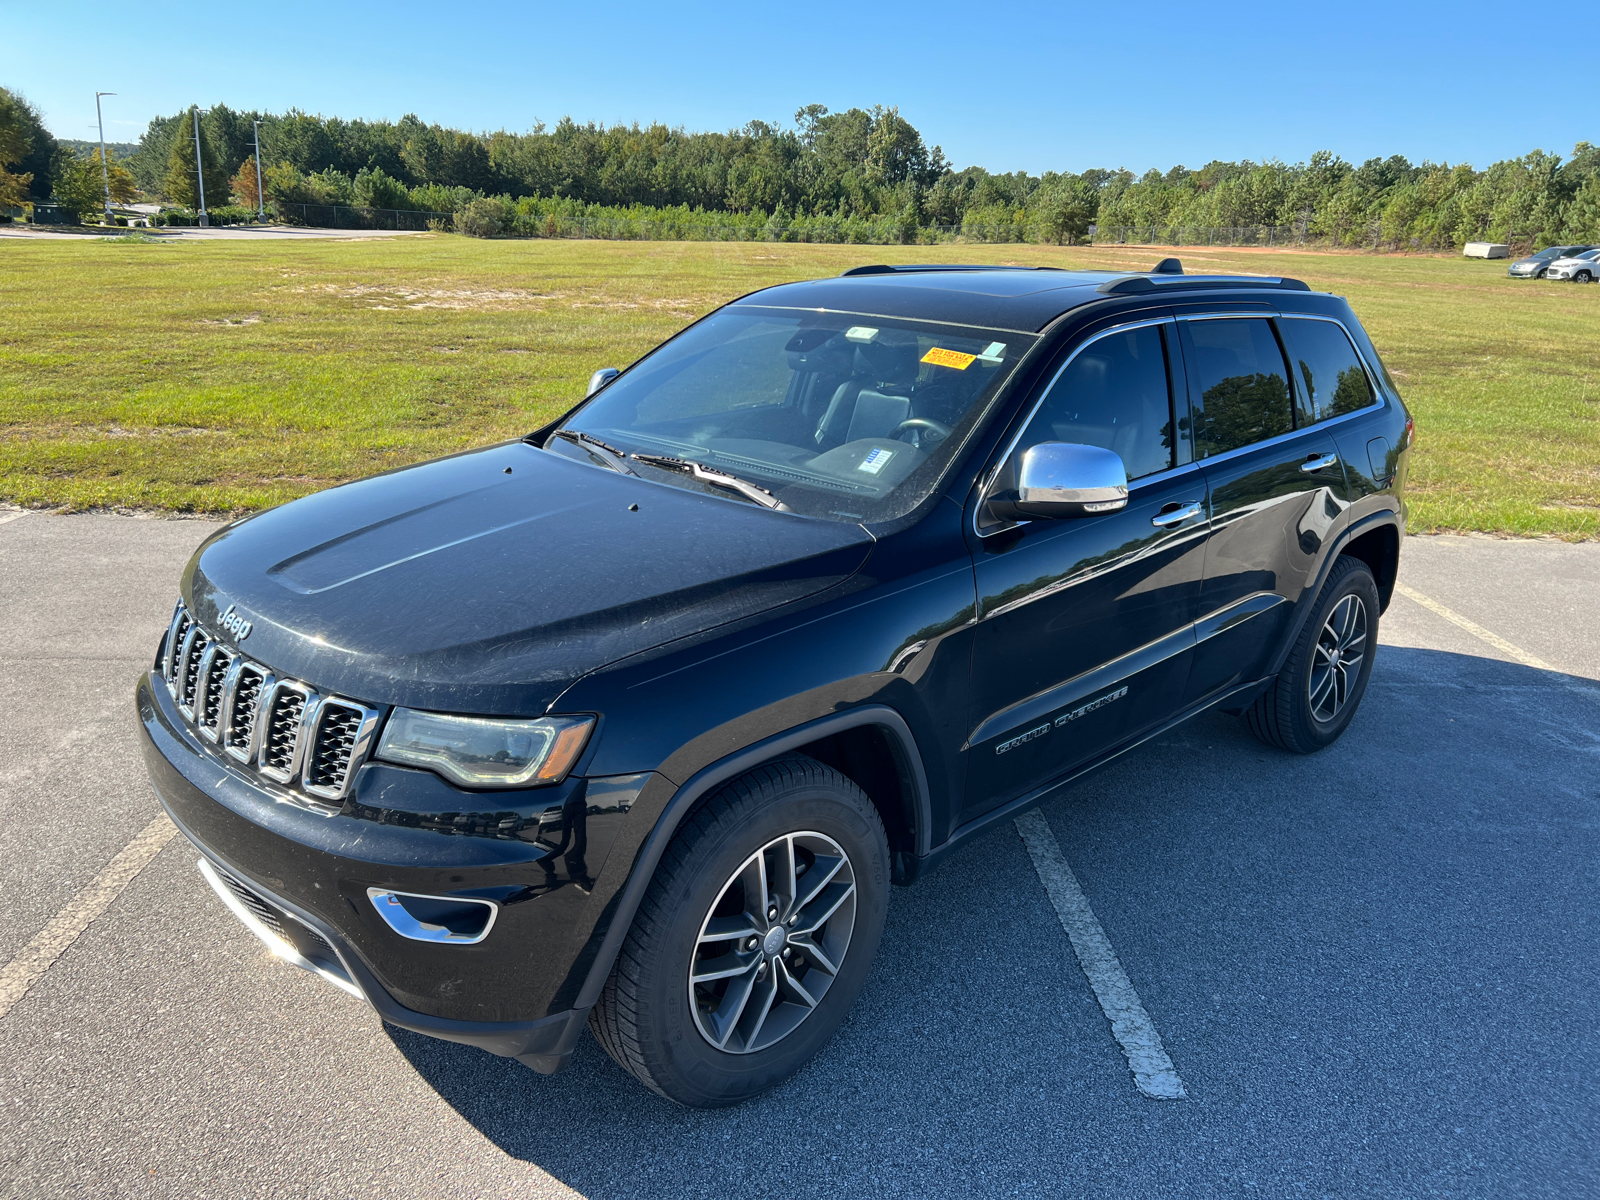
1014, 808, 1187, 1100
0, 813, 176, 1020
0, 510, 29, 527
1393, 582, 1557, 671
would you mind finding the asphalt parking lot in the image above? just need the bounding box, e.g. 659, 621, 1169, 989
1, 511, 1596, 1199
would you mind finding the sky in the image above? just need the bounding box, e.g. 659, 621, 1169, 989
3, 0, 1597, 176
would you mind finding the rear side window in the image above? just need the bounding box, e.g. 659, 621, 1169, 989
1018, 323, 1174, 481
1280, 318, 1375, 422
1182, 318, 1293, 457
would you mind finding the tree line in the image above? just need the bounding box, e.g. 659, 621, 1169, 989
5, 85, 1598, 248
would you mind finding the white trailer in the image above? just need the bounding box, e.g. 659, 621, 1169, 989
1464, 242, 1510, 259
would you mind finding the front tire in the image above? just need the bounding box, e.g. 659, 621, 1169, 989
588, 755, 889, 1107
1244, 555, 1380, 754
1576, 270, 1594, 283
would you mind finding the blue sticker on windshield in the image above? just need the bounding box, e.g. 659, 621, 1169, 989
858, 447, 895, 475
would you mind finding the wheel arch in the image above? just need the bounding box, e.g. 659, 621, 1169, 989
1262, 511, 1401, 683
573, 705, 932, 1014
1340, 520, 1400, 613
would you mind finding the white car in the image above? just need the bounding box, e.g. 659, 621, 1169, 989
1545, 249, 1600, 282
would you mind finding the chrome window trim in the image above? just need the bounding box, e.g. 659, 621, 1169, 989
301, 700, 383, 802
256, 678, 319, 785
975, 315, 1176, 538
1173, 311, 1388, 473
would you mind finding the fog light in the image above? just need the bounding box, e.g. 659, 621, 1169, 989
367, 888, 498, 944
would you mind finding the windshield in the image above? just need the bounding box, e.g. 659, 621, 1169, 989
550, 307, 1035, 522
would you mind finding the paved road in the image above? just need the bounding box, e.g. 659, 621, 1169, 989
0, 224, 423, 241
1, 512, 1596, 1199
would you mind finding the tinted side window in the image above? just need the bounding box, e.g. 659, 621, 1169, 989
1281, 319, 1375, 421
1183, 318, 1293, 457
1019, 324, 1174, 481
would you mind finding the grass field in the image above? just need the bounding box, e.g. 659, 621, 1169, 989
1, 235, 1597, 537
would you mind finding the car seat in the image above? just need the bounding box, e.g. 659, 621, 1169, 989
812, 342, 920, 447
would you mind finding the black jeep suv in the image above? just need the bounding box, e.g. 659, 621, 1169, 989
138, 262, 1411, 1107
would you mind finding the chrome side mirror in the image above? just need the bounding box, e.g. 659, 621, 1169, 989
586, 367, 621, 397
988, 442, 1129, 521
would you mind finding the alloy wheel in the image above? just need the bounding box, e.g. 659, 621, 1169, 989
1308, 593, 1368, 723
689, 831, 857, 1054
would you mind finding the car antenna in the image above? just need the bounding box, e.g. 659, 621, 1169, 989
1151, 258, 1184, 275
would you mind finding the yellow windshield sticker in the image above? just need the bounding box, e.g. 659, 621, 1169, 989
922, 346, 976, 370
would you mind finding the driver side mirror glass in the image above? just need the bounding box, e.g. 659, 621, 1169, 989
987, 442, 1129, 522
586, 367, 621, 397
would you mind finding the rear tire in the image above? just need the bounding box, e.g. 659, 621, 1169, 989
588, 755, 889, 1107
1244, 555, 1379, 754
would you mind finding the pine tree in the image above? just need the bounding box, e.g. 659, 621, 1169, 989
162, 111, 228, 208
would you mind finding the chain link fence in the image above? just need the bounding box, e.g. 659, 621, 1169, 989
268, 203, 1400, 251
272, 202, 450, 231
269, 201, 1058, 245
1091, 225, 1314, 248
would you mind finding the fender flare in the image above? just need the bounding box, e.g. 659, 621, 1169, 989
574, 704, 931, 1012
1264, 509, 1401, 682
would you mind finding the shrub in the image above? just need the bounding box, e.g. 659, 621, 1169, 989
455, 197, 503, 237
353, 165, 411, 211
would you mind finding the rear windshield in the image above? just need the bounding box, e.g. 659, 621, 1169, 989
551, 307, 1035, 522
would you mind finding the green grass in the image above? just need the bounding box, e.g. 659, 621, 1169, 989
2, 235, 1597, 536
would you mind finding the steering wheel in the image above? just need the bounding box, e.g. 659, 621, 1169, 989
892, 418, 952, 447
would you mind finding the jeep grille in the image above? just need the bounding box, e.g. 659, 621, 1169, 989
161, 602, 380, 806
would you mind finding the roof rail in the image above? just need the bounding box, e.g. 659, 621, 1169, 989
839, 263, 1063, 277
1097, 274, 1310, 295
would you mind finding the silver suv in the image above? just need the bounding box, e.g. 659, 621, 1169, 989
1546, 249, 1600, 282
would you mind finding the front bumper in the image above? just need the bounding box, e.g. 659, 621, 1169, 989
136, 671, 652, 1072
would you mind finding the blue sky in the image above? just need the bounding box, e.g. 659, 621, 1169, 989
4, 0, 1596, 174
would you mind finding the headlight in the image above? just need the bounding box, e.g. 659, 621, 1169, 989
375, 709, 594, 787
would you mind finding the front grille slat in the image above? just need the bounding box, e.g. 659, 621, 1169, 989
259, 687, 308, 780
198, 648, 233, 733
305, 704, 362, 793
159, 602, 377, 806
180, 632, 209, 713
164, 613, 192, 692
225, 665, 266, 760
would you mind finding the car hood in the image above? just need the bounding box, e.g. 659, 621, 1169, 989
182, 442, 873, 714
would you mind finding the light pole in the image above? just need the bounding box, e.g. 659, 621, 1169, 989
95, 91, 116, 224
252, 119, 265, 220
192, 107, 208, 227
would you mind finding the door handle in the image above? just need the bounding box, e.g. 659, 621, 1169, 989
1151, 500, 1204, 528
1300, 452, 1339, 474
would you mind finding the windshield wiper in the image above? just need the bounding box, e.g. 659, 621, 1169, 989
554, 429, 637, 475
630, 454, 790, 511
